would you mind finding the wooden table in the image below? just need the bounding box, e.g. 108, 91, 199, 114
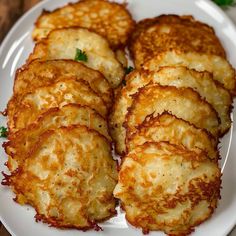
0, 0, 41, 42
0, 0, 236, 235
0, 1, 42, 234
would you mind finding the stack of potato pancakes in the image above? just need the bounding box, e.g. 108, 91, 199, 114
111, 15, 235, 235
3, 0, 134, 231
2, 1, 236, 235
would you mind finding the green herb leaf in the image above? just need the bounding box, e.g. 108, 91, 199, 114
212, 0, 234, 6
0, 126, 7, 138
74, 48, 88, 62
125, 66, 134, 75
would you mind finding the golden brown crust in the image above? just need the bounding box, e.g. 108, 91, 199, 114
131, 22, 225, 68
14, 59, 113, 107
143, 50, 236, 95
5, 104, 112, 172
114, 141, 221, 235
110, 67, 226, 155
124, 84, 220, 139
130, 14, 215, 48
28, 27, 125, 88
126, 112, 219, 161
144, 66, 232, 135
115, 48, 128, 67
109, 70, 144, 155
32, 0, 135, 49
7, 78, 108, 132
4, 125, 118, 230
2, 10, 232, 235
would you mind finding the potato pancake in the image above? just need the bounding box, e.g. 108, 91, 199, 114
130, 14, 215, 44
115, 49, 128, 67
125, 85, 220, 138
114, 142, 221, 235
5, 125, 117, 229
127, 112, 218, 160
32, 0, 135, 49
110, 67, 227, 154
5, 104, 111, 172
28, 28, 125, 88
7, 79, 107, 132
131, 23, 225, 68
145, 66, 231, 135
143, 50, 236, 94
109, 71, 145, 155
14, 59, 112, 107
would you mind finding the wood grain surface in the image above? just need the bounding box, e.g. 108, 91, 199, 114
0, 2, 42, 236
0, 0, 41, 42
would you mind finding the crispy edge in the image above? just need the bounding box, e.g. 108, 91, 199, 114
108, 70, 145, 155
142, 50, 236, 95
124, 84, 221, 139
118, 141, 221, 234
126, 111, 219, 161
131, 23, 226, 68
13, 103, 110, 140
7, 78, 108, 133
3, 124, 117, 230
14, 59, 113, 106
27, 27, 126, 88
149, 65, 232, 136
130, 14, 215, 44
5, 103, 112, 160
33, 0, 136, 49
109, 65, 230, 155
5, 124, 114, 172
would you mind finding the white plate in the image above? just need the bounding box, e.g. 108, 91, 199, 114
0, 0, 236, 235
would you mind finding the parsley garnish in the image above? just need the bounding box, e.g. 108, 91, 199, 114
213, 0, 235, 6
0, 126, 7, 138
74, 48, 88, 62
125, 66, 134, 75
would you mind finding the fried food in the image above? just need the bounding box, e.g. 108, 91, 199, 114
131, 23, 225, 68
127, 112, 218, 160
7, 79, 108, 132
114, 142, 221, 235
14, 59, 112, 107
5, 104, 111, 172
115, 49, 128, 67
109, 70, 145, 155
3, 8, 231, 234
28, 28, 125, 88
146, 66, 231, 135
125, 85, 220, 138
5, 125, 117, 229
130, 14, 215, 44
109, 66, 228, 154
32, 0, 135, 49
143, 50, 236, 94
